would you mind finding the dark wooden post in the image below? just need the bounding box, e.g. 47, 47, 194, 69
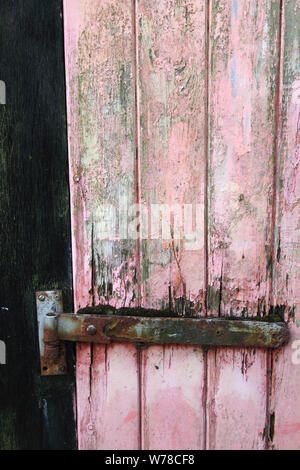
0, 0, 76, 449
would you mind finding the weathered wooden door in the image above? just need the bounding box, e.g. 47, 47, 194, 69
63, 0, 300, 450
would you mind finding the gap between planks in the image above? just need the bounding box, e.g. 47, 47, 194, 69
265, 0, 283, 450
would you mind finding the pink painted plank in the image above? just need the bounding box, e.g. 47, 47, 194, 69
137, 0, 207, 314
207, 348, 267, 450
63, 0, 140, 449
75, 343, 96, 449
270, 0, 300, 450
271, 325, 300, 450
207, 0, 281, 449
141, 346, 205, 450
62, 0, 297, 452
76, 343, 140, 450
85, 343, 139, 450
136, 0, 207, 450
208, 0, 280, 316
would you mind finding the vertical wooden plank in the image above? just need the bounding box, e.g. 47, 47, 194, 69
0, 0, 76, 449
208, 0, 280, 316
207, 0, 281, 449
136, 0, 207, 449
142, 346, 205, 450
207, 348, 267, 449
63, 0, 140, 449
137, 0, 207, 314
87, 343, 140, 450
270, 0, 300, 450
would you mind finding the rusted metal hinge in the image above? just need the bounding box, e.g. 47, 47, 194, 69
36, 291, 290, 376
36, 290, 67, 376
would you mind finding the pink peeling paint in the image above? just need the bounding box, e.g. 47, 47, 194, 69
137, 0, 207, 314
63, 0, 300, 451
208, 0, 279, 316
207, 348, 267, 450
136, 0, 207, 450
141, 346, 205, 450
63, 0, 139, 449
270, 0, 300, 450
206, 0, 282, 451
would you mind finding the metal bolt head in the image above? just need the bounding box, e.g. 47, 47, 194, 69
86, 325, 97, 336
38, 294, 45, 302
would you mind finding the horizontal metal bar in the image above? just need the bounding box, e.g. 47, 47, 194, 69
54, 313, 289, 349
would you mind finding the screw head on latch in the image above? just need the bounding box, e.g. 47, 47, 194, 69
86, 325, 97, 336
38, 294, 45, 302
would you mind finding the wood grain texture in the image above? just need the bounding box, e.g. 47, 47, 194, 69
77, 343, 140, 450
141, 345, 205, 450
0, 0, 76, 449
63, 0, 139, 449
63, 0, 300, 451
207, 348, 267, 449
206, 0, 281, 449
64, 0, 138, 309
137, 0, 207, 315
270, 0, 300, 450
207, 0, 280, 316
136, 0, 207, 449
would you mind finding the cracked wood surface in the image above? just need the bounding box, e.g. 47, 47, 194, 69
206, 0, 281, 450
137, 0, 206, 314
136, 0, 207, 449
63, 0, 300, 450
270, 0, 300, 450
63, 0, 139, 449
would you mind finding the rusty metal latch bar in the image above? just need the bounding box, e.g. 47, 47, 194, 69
56, 314, 289, 348
36, 297, 289, 375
